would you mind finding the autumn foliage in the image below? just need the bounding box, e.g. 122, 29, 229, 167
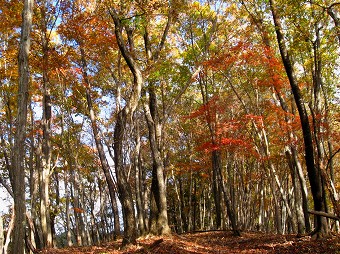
0, 0, 340, 253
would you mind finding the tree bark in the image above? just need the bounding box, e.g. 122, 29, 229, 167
134, 121, 147, 236
3, 206, 15, 254
0, 216, 3, 253
114, 112, 138, 245
71, 165, 82, 246
29, 106, 42, 249
286, 151, 305, 235
64, 166, 73, 246
40, 36, 53, 249
12, 0, 33, 252
143, 87, 171, 235
211, 150, 222, 229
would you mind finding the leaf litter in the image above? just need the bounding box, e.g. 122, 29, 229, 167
37, 231, 340, 254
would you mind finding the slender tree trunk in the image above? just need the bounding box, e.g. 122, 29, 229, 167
39, 8, 53, 247
211, 150, 222, 229
3, 206, 15, 254
79, 46, 121, 239
12, 0, 33, 252
274, 89, 311, 233
64, 166, 73, 246
193, 178, 197, 231
292, 149, 311, 232
26, 212, 37, 253
89, 184, 100, 244
258, 180, 265, 231
29, 106, 42, 250
172, 170, 184, 233
64, 116, 79, 247
40, 137, 52, 248
79, 178, 88, 246
71, 167, 82, 246
188, 170, 193, 231
60, 80, 73, 247
149, 165, 160, 234
217, 153, 241, 236
141, 9, 175, 236
0, 216, 3, 253
286, 151, 305, 235
179, 177, 188, 232
134, 121, 147, 236
269, 0, 328, 238
98, 182, 105, 241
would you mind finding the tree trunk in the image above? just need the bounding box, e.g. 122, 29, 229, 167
29, 106, 43, 250
79, 46, 121, 240
141, 11, 174, 234
211, 150, 222, 229
193, 178, 197, 231
109, 7, 144, 245
89, 181, 101, 244
64, 166, 73, 246
149, 165, 160, 234
0, 216, 3, 253
134, 122, 147, 236
114, 111, 137, 245
179, 177, 188, 232
60, 80, 73, 247
217, 152, 241, 236
285, 151, 305, 234
143, 87, 171, 235
12, 0, 33, 252
3, 206, 15, 254
171, 170, 184, 233
188, 170, 193, 231
25, 212, 37, 253
292, 148, 311, 232
79, 178, 89, 246
71, 166, 82, 246
274, 89, 311, 234
39, 3, 53, 246
269, 0, 328, 238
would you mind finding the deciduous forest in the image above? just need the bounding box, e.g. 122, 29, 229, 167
0, 0, 340, 253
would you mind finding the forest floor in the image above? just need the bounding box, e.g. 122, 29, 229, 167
38, 231, 340, 254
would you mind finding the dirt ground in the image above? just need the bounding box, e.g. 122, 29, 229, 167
37, 231, 340, 254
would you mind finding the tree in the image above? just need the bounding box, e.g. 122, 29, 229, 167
1, 0, 339, 251
12, 0, 34, 252
141, 1, 176, 235
79, 45, 121, 241
57, 0, 122, 244
35, 0, 59, 246
180, 1, 242, 235
269, 0, 328, 238
108, 5, 143, 245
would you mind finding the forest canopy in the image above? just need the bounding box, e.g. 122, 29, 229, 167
0, 0, 340, 253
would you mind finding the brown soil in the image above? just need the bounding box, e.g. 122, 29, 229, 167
37, 231, 340, 254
